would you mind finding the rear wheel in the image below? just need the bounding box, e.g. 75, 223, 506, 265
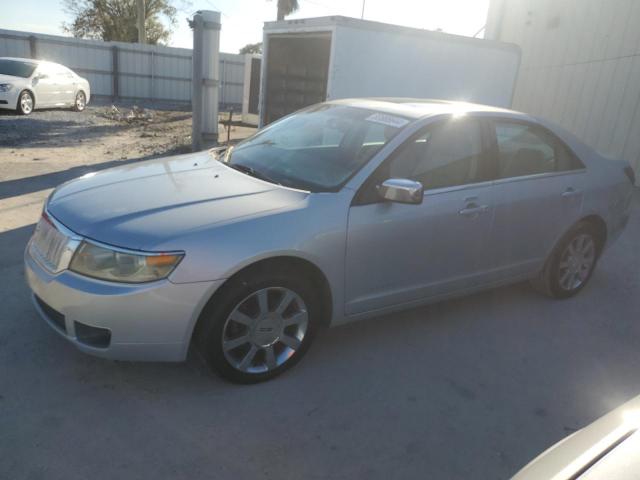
16, 90, 34, 115
73, 91, 86, 112
195, 270, 320, 383
532, 222, 601, 299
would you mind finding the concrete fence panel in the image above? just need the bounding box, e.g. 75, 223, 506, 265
0, 28, 248, 108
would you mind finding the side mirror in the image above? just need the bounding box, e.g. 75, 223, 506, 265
377, 178, 424, 205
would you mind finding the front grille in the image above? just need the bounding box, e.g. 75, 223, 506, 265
29, 215, 70, 272
35, 295, 66, 333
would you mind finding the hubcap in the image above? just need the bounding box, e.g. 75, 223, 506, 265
558, 233, 596, 291
222, 287, 308, 374
76, 92, 85, 110
21, 93, 32, 113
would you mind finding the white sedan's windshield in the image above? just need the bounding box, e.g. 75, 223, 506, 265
225, 104, 408, 191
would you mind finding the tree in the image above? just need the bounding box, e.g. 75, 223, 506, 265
275, 0, 299, 21
62, 0, 177, 45
239, 42, 262, 54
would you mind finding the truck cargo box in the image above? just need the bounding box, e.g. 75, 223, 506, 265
260, 16, 521, 125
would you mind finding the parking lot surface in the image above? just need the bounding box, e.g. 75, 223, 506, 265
1, 108, 640, 479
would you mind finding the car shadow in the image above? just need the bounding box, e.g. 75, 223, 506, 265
0, 117, 129, 149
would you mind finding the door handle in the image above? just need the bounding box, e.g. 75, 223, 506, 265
561, 188, 581, 198
459, 204, 489, 217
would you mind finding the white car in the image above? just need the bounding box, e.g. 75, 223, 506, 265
0, 57, 91, 115
513, 394, 640, 479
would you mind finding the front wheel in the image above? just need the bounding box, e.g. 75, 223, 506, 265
532, 222, 601, 299
17, 90, 34, 115
73, 91, 86, 112
195, 271, 320, 383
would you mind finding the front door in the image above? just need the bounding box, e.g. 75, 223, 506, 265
345, 117, 496, 315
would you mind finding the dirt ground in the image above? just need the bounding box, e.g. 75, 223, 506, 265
0, 103, 255, 232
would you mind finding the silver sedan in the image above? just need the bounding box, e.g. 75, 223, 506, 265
0, 57, 90, 115
24, 99, 634, 383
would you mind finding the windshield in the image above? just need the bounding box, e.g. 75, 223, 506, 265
0, 59, 37, 78
225, 104, 408, 191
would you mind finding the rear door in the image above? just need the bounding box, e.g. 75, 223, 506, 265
487, 119, 586, 279
345, 116, 497, 315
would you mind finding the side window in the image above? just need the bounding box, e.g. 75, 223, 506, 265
388, 118, 486, 191
494, 122, 583, 178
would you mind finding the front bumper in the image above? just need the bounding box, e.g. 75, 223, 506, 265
0, 88, 18, 110
25, 249, 222, 361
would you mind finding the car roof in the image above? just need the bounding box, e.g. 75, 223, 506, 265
327, 97, 529, 121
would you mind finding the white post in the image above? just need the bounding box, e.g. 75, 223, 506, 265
191, 10, 221, 151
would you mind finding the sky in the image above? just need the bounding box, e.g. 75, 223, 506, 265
1, 0, 490, 54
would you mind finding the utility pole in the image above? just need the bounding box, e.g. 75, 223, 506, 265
190, 10, 221, 150
361, 0, 366, 19
137, 0, 146, 44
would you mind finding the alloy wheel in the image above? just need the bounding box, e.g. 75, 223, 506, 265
558, 233, 596, 291
221, 287, 309, 374
20, 92, 33, 114
76, 92, 86, 111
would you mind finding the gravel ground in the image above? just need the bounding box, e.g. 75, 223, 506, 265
1, 107, 639, 479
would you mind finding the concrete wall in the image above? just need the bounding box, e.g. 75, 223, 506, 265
486, 0, 640, 177
0, 28, 248, 109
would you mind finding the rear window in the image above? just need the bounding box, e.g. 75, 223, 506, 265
494, 122, 584, 178
0, 59, 37, 78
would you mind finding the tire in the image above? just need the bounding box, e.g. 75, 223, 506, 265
532, 221, 601, 299
73, 91, 86, 112
195, 268, 321, 383
16, 90, 34, 115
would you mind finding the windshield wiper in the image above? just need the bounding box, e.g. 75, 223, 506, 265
227, 163, 282, 186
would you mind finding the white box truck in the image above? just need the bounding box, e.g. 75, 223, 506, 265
259, 16, 521, 126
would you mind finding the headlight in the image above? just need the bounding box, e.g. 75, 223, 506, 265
69, 241, 183, 283
0, 83, 13, 92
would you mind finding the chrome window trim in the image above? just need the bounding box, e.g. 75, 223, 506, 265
418, 168, 587, 197
491, 168, 587, 186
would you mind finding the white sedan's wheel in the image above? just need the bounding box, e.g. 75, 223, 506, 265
17, 90, 34, 115
73, 91, 86, 112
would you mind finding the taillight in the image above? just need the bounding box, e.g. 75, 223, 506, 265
623, 166, 635, 185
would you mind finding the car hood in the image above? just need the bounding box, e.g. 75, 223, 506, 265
48, 151, 309, 250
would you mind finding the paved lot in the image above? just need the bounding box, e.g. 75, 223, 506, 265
1, 109, 640, 479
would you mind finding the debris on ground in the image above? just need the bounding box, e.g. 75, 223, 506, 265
102, 105, 154, 123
